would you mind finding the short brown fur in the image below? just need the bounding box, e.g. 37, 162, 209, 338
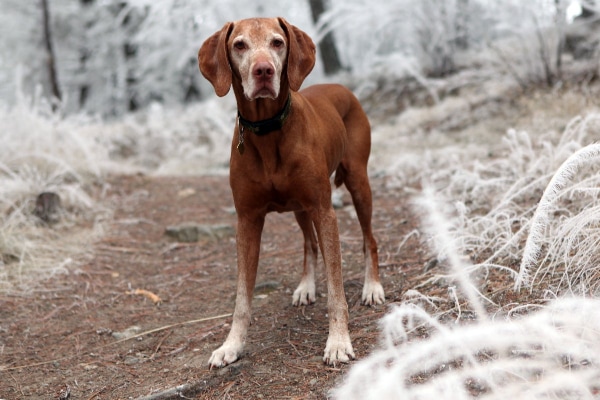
198, 17, 384, 369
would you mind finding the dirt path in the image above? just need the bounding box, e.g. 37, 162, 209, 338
1, 174, 426, 399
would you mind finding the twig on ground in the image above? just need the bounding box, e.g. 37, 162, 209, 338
152, 331, 173, 358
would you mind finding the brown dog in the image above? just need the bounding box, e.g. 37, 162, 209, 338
198, 17, 384, 368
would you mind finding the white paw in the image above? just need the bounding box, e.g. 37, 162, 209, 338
362, 281, 385, 305
208, 341, 243, 369
292, 280, 316, 306
323, 333, 355, 366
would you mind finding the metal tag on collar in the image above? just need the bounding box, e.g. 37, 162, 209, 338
237, 121, 245, 155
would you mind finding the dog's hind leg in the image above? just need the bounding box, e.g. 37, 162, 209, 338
339, 163, 385, 306
292, 210, 318, 306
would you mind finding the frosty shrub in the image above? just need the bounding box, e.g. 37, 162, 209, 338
103, 98, 234, 175
517, 141, 600, 291
319, 0, 483, 78
0, 94, 108, 291
421, 113, 600, 296
484, 1, 567, 88
333, 297, 600, 399
0, 92, 233, 291
335, 158, 600, 397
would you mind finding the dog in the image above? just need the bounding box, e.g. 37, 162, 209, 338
198, 17, 384, 368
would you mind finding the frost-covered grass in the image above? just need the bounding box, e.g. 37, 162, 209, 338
101, 96, 234, 176
0, 96, 107, 292
336, 178, 600, 398
336, 107, 600, 396
0, 93, 234, 292
417, 113, 600, 296
334, 297, 600, 399
337, 81, 600, 398
517, 138, 600, 291
368, 76, 600, 299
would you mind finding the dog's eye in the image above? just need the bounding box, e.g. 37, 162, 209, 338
234, 41, 246, 50
272, 39, 284, 48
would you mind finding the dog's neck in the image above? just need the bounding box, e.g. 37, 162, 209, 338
237, 93, 292, 136
232, 76, 292, 135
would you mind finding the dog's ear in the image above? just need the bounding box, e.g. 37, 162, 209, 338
198, 22, 233, 97
278, 18, 316, 92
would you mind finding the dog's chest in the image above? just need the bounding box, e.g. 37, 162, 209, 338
232, 165, 310, 213
266, 194, 302, 213
231, 136, 326, 213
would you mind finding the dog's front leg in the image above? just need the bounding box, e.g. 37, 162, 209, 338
208, 213, 264, 369
313, 206, 355, 365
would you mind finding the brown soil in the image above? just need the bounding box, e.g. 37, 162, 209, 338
0, 174, 505, 399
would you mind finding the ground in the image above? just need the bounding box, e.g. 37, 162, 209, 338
1, 174, 444, 399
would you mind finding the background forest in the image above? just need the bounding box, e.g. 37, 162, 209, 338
2, 0, 597, 116
3, 0, 600, 398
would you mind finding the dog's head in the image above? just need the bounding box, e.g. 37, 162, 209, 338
198, 17, 316, 100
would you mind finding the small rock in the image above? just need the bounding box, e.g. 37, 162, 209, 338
165, 223, 234, 243
1, 252, 20, 265
177, 188, 196, 198
96, 327, 112, 336
124, 355, 140, 365
33, 192, 62, 223
111, 326, 141, 340
218, 359, 249, 376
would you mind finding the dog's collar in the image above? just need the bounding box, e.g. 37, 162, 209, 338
237, 94, 292, 136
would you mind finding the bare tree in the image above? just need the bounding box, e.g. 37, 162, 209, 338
554, 0, 567, 78
41, 0, 62, 106
454, 0, 469, 50
308, 0, 343, 75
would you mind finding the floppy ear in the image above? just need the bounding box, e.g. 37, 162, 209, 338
198, 22, 233, 97
278, 18, 316, 92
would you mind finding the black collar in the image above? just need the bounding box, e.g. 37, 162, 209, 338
237, 94, 292, 136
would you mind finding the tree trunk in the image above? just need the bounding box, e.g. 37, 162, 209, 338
455, 0, 469, 50
554, 0, 567, 79
308, 0, 344, 75
41, 0, 62, 106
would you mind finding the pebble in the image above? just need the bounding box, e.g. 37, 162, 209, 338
165, 223, 234, 242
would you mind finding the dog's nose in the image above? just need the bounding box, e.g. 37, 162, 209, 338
253, 62, 274, 78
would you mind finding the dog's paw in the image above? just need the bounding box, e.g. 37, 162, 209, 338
292, 280, 316, 306
361, 281, 385, 305
208, 342, 242, 369
323, 333, 355, 366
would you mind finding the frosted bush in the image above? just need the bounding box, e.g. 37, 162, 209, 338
337, 116, 600, 396
103, 98, 234, 175
334, 298, 600, 399
0, 93, 233, 291
517, 141, 600, 291
421, 113, 600, 296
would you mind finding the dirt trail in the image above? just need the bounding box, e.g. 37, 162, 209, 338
1, 174, 425, 399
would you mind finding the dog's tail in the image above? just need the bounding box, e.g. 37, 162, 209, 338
334, 165, 346, 188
